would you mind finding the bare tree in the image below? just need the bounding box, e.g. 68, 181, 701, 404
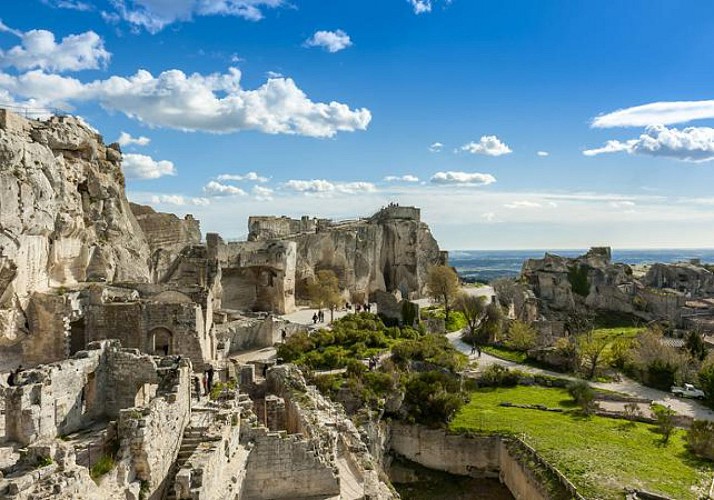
427, 265, 460, 323
457, 293, 487, 344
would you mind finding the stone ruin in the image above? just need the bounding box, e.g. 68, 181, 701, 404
514, 246, 714, 337
0, 110, 443, 499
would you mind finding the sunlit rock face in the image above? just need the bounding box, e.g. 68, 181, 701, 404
0, 110, 150, 345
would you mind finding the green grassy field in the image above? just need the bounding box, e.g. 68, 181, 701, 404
450, 386, 714, 499
481, 345, 527, 363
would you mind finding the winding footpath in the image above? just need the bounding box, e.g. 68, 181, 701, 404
447, 330, 714, 422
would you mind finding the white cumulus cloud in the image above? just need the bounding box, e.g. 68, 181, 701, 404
429, 142, 443, 153
252, 185, 274, 201
304, 30, 352, 53
593, 100, 714, 128
203, 181, 247, 197
537, 151, 549, 157
384, 175, 419, 182
42, 0, 94, 11
0, 27, 110, 72
459, 135, 512, 156
151, 194, 210, 206
117, 131, 150, 147
217, 172, 268, 183
583, 125, 714, 162
408, 0, 432, 14
430, 171, 496, 186
122, 153, 176, 180
105, 0, 286, 33
0, 68, 371, 138
283, 179, 377, 195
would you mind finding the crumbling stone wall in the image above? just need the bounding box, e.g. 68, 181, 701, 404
131, 203, 202, 283
174, 409, 247, 500
240, 426, 340, 500
5, 345, 105, 445
117, 360, 191, 498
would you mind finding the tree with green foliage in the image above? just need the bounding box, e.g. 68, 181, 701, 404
567, 380, 597, 415
504, 320, 537, 352
685, 329, 707, 362
652, 404, 676, 444
577, 332, 611, 380
426, 265, 460, 323
307, 269, 342, 322
687, 420, 714, 460
698, 357, 714, 406
456, 293, 486, 345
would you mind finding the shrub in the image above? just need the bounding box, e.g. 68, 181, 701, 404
504, 320, 537, 352
479, 364, 520, 387
403, 371, 466, 427
652, 404, 676, 444
687, 420, 714, 460
699, 358, 714, 406
567, 380, 597, 415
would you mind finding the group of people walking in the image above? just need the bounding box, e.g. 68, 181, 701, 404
192, 365, 215, 400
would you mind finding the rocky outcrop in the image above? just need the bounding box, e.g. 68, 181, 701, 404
130, 203, 201, 282
644, 262, 714, 297
251, 205, 446, 302
520, 247, 636, 317
0, 110, 150, 345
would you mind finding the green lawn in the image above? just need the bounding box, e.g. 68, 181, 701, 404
482, 345, 527, 363
450, 386, 714, 499
592, 326, 644, 341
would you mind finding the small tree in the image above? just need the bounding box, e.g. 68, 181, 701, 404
567, 380, 598, 415
685, 329, 707, 362
578, 332, 611, 380
652, 404, 676, 444
426, 265, 460, 323
566, 309, 595, 336
698, 358, 714, 405
492, 278, 517, 309
479, 302, 505, 343
504, 320, 537, 352
307, 270, 342, 322
457, 293, 486, 345
623, 402, 643, 425
687, 420, 714, 460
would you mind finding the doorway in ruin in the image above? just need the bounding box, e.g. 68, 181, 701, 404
148, 327, 173, 356
69, 318, 86, 356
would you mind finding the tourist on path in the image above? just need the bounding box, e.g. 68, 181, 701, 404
207, 365, 215, 392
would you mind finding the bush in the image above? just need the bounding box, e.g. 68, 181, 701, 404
687, 420, 714, 460
479, 364, 520, 387
567, 380, 597, 415
504, 320, 537, 352
699, 360, 714, 406
652, 403, 676, 444
403, 371, 467, 427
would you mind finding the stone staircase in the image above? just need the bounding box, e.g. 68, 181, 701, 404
164, 426, 206, 500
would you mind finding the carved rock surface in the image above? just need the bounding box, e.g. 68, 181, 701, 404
0, 110, 150, 344
130, 203, 201, 282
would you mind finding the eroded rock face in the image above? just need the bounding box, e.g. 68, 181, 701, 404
130, 203, 201, 282
251, 206, 446, 301
520, 247, 635, 316
0, 110, 150, 345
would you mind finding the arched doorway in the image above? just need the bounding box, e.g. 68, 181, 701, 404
148, 327, 173, 356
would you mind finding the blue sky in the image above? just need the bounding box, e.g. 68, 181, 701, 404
2, 1, 714, 249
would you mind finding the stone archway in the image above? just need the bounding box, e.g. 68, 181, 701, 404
148, 327, 173, 356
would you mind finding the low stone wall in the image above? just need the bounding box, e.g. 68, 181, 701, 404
389, 423, 500, 478
389, 423, 579, 500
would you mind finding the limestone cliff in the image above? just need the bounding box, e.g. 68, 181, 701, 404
520, 247, 636, 317
0, 110, 150, 344
130, 203, 201, 282
250, 205, 446, 301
